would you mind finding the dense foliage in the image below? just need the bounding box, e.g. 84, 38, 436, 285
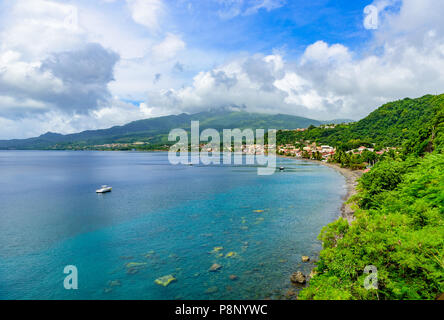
299, 95, 444, 300
277, 94, 444, 151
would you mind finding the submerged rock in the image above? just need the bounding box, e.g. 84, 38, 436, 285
290, 271, 306, 284
169, 253, 179, 260
143, 250, 155, 258
103, 287, 113, 294
126, 268, 139, 275
229, 275, 238, 281
302, 256, 310, 262
225, 251, 236, 258
205, 286, 219, 294
211, 247, 224, 253
209, 263, 222, 272
285, 289, 298, 299
154, 275, 177, 287
125, 262, 147, 269
201, 233, 213, 237
108, 280, 121, 287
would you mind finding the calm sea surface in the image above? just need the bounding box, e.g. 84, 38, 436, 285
0, 151, 345, 299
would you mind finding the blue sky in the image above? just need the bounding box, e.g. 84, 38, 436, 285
0, 0, 442, 139
169, 0, 375, 55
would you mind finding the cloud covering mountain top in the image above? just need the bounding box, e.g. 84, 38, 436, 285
0, 0, 444, 139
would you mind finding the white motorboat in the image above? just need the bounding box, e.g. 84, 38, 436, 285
96, 185, 112, 193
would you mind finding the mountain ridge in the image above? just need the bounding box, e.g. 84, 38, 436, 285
0, 110, 352, 150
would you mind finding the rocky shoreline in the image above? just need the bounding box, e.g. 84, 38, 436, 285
316, 161, 363, 223
278, 157, 364, 298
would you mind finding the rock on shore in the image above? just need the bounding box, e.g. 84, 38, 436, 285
290, 271, 306, 284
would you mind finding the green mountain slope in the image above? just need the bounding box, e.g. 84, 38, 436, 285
0, 110, 345, 150
297, 94, 444, 300
277, 94, 444, 151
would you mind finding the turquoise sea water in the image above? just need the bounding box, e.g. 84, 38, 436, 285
0, 151, 346, 300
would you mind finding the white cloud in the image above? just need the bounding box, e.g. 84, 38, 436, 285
302, 41, 351, 64
244, 0, 286, 15
2, 0, 444, 139
216, 0, 285, 19
126, 0, 164, 33
152, 33, 186, 62
0, 99, 156, 139
141, 2, 444, 121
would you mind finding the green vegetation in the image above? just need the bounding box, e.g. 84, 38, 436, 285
299, 94, 444, 300
277, 94, 444, 169
277, 94, 444, 148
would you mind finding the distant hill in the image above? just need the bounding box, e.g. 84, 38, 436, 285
0, 110, 349, 150
277, 94, 444, 151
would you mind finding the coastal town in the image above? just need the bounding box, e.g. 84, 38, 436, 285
61, 125, 398, 172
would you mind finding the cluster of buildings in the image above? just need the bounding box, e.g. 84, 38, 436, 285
93, 142, 148, 149
281, 128, 307, 132
278, 143, 336, 160
199, 142, 338, 159
199, 144, 273, 154
346, 146, 375, 155
346, 146, 398, 156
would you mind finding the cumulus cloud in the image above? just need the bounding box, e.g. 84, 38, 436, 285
0, 43, 122, 132
0, 99, 154, 139
146, 55, 288, 114
40, 43, 120, 114
151, 33, 186, 62
2, 0, 444, 139
0, 50, 64, 117
139, 0, 444, 121
126, 0, 165, 33
0, 0, 142, 137
0, 0, 120, 119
